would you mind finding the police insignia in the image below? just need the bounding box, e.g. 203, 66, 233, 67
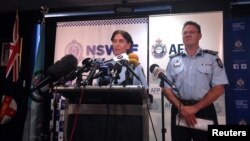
141, 68, 146, 77
151, 38, 167, 59
216, 58, 223, 68
234, 40, 243, 49
203, 49, 218, 56
65, 40, 83, 62
236, 78, 245, 89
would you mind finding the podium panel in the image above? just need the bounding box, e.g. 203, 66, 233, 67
55, 85, 149, 141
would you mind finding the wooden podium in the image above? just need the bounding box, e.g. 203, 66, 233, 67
55, 85, 149, 141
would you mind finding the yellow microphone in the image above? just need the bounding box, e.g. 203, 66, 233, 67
128, 53, 139, 67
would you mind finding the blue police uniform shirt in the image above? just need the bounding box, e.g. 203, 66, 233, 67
164, 47, 229, 100
133, 64, 148, 89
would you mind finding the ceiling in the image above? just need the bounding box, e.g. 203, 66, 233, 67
0, 0, 179, 13
2, 0, 250, 18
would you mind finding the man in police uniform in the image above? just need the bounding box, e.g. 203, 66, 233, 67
163, 21, 228, 141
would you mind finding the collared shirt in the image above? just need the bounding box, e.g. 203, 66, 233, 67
133, 64, 148, 89
165, 48, 229, 100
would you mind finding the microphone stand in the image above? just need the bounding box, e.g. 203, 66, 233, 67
159, 79, 166, 141
160, 76, 181, 141
52, 93, 59, 141
76, 73, 83, 87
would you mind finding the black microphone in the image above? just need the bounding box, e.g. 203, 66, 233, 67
111, 62, 122, 84
82, 60, 103, 86
64, 57, 92, 81
47, 54, 78, 79
31, 54, 78, 92
118, 59, 141, 82
94, 63, 114, 86
150, 64, 178, 91
93, 63, 113, 79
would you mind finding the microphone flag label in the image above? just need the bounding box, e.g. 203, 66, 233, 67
113, 53, 128, 61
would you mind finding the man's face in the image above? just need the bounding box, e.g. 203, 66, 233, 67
182, 25, 201, 47
112, 33, 131, 56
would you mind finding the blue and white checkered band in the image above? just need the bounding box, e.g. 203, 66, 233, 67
57, 18, 148, 27
151, 38, 167, 59
65, 40, 83, 62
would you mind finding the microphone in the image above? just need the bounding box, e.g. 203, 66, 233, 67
118, 59, 141, 82
128, 53, 139, 68
111, 62, 122, 84
149, 64, 178, 91
63, 57, 92, 81
113, 53, 129, 62
112, 53, 142, 84
82, 58, 104, 86
94, 63, 114, 86
128, 53, 140, 82
31, 54, 78, 92
93, 63, 113, 79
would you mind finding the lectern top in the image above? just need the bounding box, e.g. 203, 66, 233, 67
54, 85, 144, 92
54, 85, 146, 104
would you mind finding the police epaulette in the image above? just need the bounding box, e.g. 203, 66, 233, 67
203, 49, 218, 56
170, 52, 182, 58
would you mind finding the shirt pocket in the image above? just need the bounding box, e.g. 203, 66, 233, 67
170, 64, 184, 76
197, 62, 212, 74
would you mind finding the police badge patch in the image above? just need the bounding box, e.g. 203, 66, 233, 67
216, 58, 223, 68
151, 38, 167, 59
141, 67, 146, 77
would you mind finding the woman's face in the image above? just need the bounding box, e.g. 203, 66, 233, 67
112, 33, 131, 56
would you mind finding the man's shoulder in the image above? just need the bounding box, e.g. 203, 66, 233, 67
169, 52, 183, 59
203, 49, 218, 56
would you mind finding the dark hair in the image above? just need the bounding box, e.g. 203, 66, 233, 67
111, 30, 133, 54
183, 21, 201, 33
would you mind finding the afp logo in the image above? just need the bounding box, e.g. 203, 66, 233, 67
151, 38, 167, 59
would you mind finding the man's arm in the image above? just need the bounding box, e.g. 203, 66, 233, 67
182, 84, 225, 126
163, 88, 183, 111
193, 84, 225, 113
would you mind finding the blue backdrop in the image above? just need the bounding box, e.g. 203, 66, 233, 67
224, 17, 250, 125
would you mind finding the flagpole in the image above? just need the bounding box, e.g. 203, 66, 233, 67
38, 6, 51, 141
21, 6, 50, 141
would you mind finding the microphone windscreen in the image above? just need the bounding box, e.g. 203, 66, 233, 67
113, 62, 122, 73
128, 53, 139, 65
81, 57, 91, 65
106, 63, 114, 70
60, 54, 78, 73
149, 64, 159, 73
47, 54, 78, 79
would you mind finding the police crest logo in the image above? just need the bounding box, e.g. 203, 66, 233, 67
151, 38, 167, 59
236, 78, 246, 89
234, 40, 243, 49
65, 40, 83, 62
